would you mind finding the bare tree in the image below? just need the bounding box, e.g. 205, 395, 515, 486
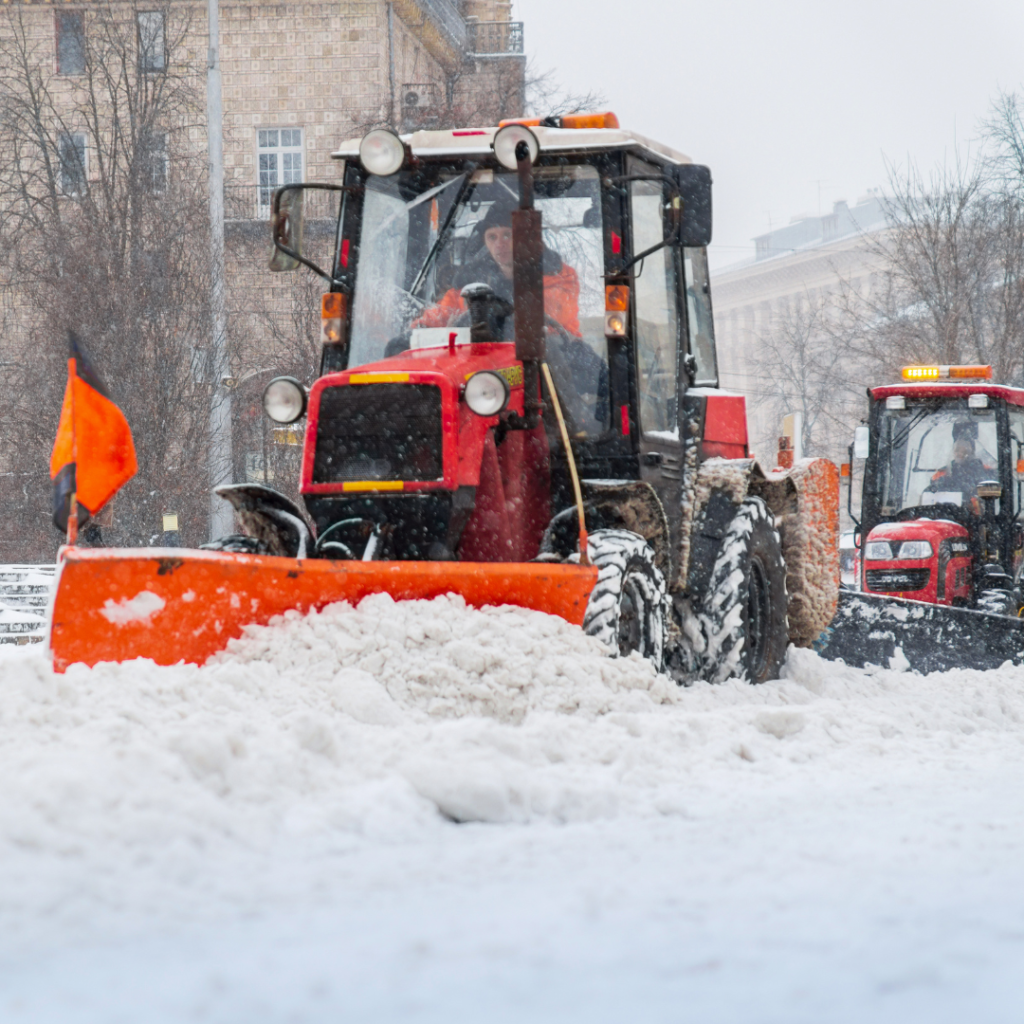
0, 2, 215, 558
751, 291, 865, 461
835, 152, 1024, 386
522, 59, 607, 120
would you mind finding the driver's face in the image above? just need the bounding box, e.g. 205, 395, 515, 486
954, 439, 973, 462
484, 226, 514, 277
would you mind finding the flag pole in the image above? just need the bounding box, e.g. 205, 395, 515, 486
67, 356, 78, 546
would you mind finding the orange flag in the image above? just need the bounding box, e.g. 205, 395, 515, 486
50, 333, 137, 533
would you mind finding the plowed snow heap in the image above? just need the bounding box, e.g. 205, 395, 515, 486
50, 113, 839, 683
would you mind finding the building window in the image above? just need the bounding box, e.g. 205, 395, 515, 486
59, 132, 87, 195
258, 128, 302, 215
139, 129, 167, 192
137, 12, 166, 73
56, 11, 85, 76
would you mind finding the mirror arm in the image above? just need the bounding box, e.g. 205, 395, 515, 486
616, 219, 683, 275
604, 173, 683, 275
847, 442, 861, 533
271, 240, 339, 285
270, 182, 355, 285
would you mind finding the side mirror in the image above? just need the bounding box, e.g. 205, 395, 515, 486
269, 186, 304, 272
853, 425, 870, 460
677, 164, 712, 247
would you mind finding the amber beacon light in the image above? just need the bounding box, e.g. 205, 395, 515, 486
901, 364, 993, 381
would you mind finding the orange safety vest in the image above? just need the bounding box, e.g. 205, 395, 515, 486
414, 263, 581, 337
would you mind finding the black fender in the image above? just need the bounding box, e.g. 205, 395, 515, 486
211, 484, 314, 559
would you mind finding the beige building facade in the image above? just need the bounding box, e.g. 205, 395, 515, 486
0, 0, 526, 497
712, 195, 888, 461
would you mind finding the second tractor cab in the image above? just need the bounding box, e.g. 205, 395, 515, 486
859, 366, 1024, 616
49, 114, 840, 682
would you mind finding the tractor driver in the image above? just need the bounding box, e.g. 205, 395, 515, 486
415, 200, 582, 336
927, 432, 994, 502
413, 201, 607, 435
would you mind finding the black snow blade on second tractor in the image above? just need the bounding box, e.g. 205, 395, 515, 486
817, 589, 1024, 673
819, 363, 1024, 673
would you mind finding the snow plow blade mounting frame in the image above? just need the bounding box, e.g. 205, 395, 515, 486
48, 548, 600, 672
815, 588, 1024, 673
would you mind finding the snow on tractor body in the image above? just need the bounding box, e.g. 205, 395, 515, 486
50, 116, 839, 681
819, 369, 1024, 671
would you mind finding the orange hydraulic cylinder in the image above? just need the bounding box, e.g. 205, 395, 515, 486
49, 548, 599, 672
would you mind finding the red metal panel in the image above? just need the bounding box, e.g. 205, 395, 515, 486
702, 394, 748, 454
871, 382, 1024, 406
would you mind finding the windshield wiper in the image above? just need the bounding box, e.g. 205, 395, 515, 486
409, 170, 475, 298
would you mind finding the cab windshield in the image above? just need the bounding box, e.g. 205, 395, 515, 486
347, 162, 609, 435
877, 400, 999, 514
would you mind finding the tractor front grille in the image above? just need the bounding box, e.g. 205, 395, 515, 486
866, 568, 931, 592
313, 383, 443, 484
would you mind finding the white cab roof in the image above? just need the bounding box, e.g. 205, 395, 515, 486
331, 126, 692, 167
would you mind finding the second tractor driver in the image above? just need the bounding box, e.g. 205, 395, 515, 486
926, 422, 996, 506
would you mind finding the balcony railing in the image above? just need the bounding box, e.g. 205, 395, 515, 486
467, 20, 524, 56
419, 0, 468, 53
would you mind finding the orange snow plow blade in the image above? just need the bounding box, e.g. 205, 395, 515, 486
48, 548, 599, 672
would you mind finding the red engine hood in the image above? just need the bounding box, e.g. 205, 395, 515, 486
346, 340, 522, 386
867, 519, 969, 544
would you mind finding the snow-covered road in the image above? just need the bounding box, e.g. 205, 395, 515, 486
2, 594, 1023, 1022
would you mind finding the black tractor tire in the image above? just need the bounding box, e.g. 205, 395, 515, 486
697, 497, 788, 684
582, 529, 667, 668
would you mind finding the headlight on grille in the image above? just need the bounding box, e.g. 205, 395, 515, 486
896, 540, 934, 560
465, 371, 509, 416
864, 541, 893, 561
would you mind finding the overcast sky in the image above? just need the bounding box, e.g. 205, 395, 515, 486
513, 0, 1024, 269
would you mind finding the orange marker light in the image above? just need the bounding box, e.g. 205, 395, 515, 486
605, 285, 629, 311
321, 292, 346, 346
840, 463, 851, 477
949, 364, 993, 379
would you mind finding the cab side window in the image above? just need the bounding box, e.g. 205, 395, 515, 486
684, 247, 718, 387
629, 159, 679, 436
1008, 408, 1024, 518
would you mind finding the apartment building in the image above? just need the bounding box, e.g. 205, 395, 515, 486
0, 0, 526, 504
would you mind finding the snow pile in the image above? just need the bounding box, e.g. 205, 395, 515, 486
2, 592, 1024, 942
222, 592, 679, 723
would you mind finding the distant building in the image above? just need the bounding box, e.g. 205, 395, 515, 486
712, 193, 889, 458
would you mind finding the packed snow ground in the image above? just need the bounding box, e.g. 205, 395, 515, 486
2, 593, 1023, 1022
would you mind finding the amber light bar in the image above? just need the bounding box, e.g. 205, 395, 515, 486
498, 111, 620, 130
901, 364, 992, 381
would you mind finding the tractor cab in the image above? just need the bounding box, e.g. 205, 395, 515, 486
264, 115, 724, 574
858, 366, 1024, 614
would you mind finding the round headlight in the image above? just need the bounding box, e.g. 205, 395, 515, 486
359, 128, 406, 176
465, 371, 509, 417
491, 123, 539, 171
262, 376, 307, 424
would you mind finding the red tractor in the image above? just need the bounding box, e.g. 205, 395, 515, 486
50, 115, 838, 683
822, 364, 1024, 671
